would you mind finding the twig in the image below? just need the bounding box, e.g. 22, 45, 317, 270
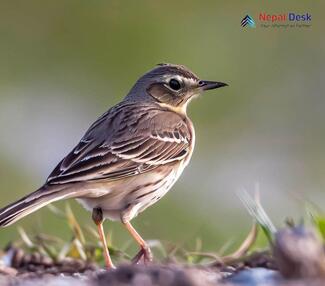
219, 222, 258, 264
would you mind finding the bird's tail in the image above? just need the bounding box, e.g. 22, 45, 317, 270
0, 185, 73, 227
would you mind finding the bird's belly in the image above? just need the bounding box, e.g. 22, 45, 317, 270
76, 161, 187, 222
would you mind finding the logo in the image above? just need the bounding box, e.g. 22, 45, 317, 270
241, 12, 312, 29
241, 15, 256, 28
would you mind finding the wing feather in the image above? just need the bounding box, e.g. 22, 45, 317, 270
46, 102, 191, 185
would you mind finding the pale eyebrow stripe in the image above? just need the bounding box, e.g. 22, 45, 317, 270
162, 75, 197, 84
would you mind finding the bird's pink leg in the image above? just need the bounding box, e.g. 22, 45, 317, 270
92, 208, 115, 269
123, 221, 153, 264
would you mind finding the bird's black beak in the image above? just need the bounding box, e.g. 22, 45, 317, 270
199, 80, 228, 91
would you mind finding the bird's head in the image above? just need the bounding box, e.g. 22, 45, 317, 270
126, 63, 228, 113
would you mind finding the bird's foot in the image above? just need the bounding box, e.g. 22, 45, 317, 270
131, 245, 153, 265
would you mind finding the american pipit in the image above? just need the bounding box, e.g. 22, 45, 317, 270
0, 63, 227, 268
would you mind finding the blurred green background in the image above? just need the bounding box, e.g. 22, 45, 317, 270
0, 0, 324, 257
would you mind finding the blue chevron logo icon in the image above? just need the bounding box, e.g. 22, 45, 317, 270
241, 15, 256, 28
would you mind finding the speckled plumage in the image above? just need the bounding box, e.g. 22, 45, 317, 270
0, 63, 227, 267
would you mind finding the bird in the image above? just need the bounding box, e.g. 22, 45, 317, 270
0, 63, 227, 269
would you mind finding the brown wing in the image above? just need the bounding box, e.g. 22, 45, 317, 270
46, 101, 191, 185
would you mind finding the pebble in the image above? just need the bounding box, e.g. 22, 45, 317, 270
0, 265, 18, 276
225, 267, 282, 285
12, 248, 25, 268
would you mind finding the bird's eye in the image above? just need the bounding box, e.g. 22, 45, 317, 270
168, 79, 181, 91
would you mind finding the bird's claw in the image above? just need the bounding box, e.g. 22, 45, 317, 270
131, 245, 153, 264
